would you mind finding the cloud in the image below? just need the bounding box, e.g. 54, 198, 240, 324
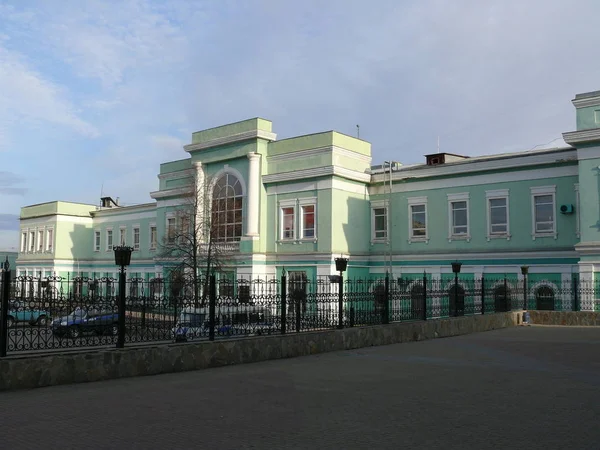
0, 214, 19, 231
0, 171, 26, 195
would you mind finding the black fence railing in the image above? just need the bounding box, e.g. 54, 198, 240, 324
0, 269, 598, 356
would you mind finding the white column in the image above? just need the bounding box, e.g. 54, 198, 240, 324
192, 161, 205, 241
246, 152, 261, 237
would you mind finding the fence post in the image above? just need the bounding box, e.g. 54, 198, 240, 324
383, 275, 390, 324
209, 274, 216, 341
481, 274, 485, 315
572, 276, 579, 312
422, 272, 427, 321
337, 274, 344, 329
0, 260, 11, 357
117, 267, 126, 349
504, 275, 509, 312
280, 273, 287, 334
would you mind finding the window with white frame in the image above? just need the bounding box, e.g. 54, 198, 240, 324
279, 200, 296, 240
106, 229, 113, 251
21, 232, 27, 252
149, 224, 157, 250
119, 227, 126, 245
211, 172, 244, 242
407, 196, 428, 242
531, 185, 556, 238
29, 231, 35, 252
37, 230, 44, 252
94, 231, 101, 252
299, 197, 317, 240
486, 189, 510, 240
167, 217, 176, 243
447, 193, 470, 240
133, 226, 140, 251
46, 228, 53, 252
371, 200, 388, 242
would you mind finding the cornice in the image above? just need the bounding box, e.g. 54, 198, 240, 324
149, 186, 193, 200
562, 128, 600, 145
262, 166, 370, 184
184, 130, 277, 153
157, 168, 194, 181
572, 96, 600, 109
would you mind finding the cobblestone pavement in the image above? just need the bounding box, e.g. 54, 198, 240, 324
1, 326, 599, 450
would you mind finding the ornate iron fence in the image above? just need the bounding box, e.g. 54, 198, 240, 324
0, 268, 598, 357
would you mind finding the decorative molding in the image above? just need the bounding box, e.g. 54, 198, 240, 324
371, 148, 576, 184
157, 168, 194, 181
485, 189, 509, 198
563, 128, 600, 145
184, 129, 277, 152
265, 177, 368, 196
150, 186, 193, 200
263, 165, 370, 184
572, 95, 600, 108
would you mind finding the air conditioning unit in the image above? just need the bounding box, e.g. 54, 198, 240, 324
560, 204, 574, 214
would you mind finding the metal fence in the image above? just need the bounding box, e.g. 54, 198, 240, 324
0, 268, 597, 356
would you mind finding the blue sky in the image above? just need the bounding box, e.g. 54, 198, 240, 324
1, 0, 600, 250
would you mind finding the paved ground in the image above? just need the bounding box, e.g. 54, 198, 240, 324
2, 326, 600, 449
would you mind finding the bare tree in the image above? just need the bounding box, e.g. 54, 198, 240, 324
159, 175, 235, 307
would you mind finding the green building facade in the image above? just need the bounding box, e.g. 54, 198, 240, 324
14, 90, 600, 311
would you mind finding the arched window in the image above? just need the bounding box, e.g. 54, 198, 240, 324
535, 286, 555, 310
212, 173, 243, 242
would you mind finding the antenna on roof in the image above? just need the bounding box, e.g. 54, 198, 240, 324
356, 124, 360, 139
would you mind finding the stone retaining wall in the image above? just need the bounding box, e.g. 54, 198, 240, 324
0, 312, 521, 392
528, 310, 600, 326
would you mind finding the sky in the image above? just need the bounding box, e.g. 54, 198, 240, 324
1, 0, 600, 250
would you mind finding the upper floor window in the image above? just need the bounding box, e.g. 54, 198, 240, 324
119, 227, 126, 245
150, 225, 157, 250
486, 189, 510, 240
133, 227, 140, 251
46, 228, 53, 252
29, 231, 35, 252
37, 230, 44, 252
94, 231, 101, 252
371, 200, 388, 242
212, 173, 243, 242
106, 229, 113, 251
21, 232, 27, 253
167, 217, 176, 243
530, 185, 556, 239
301, 204, 315, 239
279, 199, 296, 241
408, 196, 428, 243
447, 192, 470, 241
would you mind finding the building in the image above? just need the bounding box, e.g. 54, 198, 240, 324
14, 89, 600, 311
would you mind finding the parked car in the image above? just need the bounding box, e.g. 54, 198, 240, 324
51, 307, 118, 338
6, 301, 51, 327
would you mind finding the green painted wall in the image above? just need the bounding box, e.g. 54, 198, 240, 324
191, 118, 272, 144
577, 155, 600, 244
576, 105, 600, 131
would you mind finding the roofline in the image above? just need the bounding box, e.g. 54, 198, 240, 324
22, 200, 96, 209
191, 117, 271, 135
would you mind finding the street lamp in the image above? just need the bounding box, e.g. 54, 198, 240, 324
113, 246, 133, 348
451, 261, 462, 317
335, 257, 349, 329
521, 266, 529, 311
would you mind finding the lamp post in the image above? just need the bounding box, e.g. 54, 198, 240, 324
335, 257, 348, 329
521, 266, 529, 310
451, 261, 462, 317
114, 246, 133, 349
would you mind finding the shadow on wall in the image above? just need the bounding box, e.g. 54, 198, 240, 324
341, 196, 371, 255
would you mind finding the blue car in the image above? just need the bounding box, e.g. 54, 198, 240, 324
51, 307, 118, 338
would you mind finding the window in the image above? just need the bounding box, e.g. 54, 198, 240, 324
94, 231, 101, 252
37, 230, 44, 252
531, 186, 556, 238
167, 217, 176, 243
486, 190, 509, 240
133, 227, 140, 251
370, 200, 388, 242
21, 232, 27, 253
211, 172, 244, 242
150, 225, 157, 250
301, 205, 315, 238
46, 229, 53, 252
447, 193, 470, 241
281, 207, 295, 239
29, 231, 35, 252
119, 227, 126, 245
106, 229, 113, 251
408, 197, 428, 242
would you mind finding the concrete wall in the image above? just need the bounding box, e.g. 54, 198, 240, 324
0, 312, 520, 392
528, 310, 600, 326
